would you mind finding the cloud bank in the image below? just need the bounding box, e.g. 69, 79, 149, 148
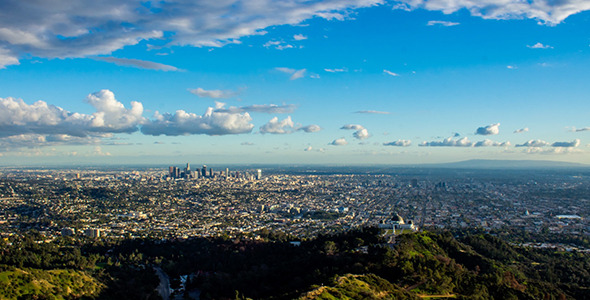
0, 0, 587, 68
0, 89, 144, 138
420, 137, 473, 147
141, 108, 254, 136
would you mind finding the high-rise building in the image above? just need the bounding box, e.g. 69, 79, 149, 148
202, 165, 207, 178
225, 168, 229, 179
185, 163, 190, 172
256, 169, 262, 180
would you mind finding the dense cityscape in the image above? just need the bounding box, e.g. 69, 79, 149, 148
0, 164, 587, 247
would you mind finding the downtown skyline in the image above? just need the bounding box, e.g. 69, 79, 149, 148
1, 0, 590, 166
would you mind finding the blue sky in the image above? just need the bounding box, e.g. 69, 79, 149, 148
0, 0, 590, 166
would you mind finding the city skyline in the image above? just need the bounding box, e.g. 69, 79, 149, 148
1, 1, 590, 165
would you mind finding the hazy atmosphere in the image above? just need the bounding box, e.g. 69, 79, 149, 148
1, 0, 590, 165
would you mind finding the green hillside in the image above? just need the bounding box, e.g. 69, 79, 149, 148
0, 228, 588, 299
0, 266, 102, 299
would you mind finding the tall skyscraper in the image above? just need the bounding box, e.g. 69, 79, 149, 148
202, 165, 207, 178
225, 168, 229, 179
256, 169, 262, 180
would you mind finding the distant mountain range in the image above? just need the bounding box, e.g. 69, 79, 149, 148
423, 159, 589, 169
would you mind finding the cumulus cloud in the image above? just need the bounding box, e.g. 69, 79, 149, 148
353, 128, 370, 140
475, 123, 500, 135
341, 124, 365, 131
330, 138, 348, 146
473, 139, 511, 147
94, 57, 180, 71
216, 104, 297, 114
141, 107, 254, 136
514, 127, 529, 133
384, 140, 411, 147
298, 124, 321, 133
419, 137, 473, 147
395, 0, 590, 25
383, 69, 400, 76
427, 20, 459, 26
189, 88, 239, 99
552, 139, 580, 147
341, 124, 370, 140
516, 139, 550, 147
276, 67, 307, 80
259, 116, 295, 134
528, 42, 553, 49
354, 110, 390, 114
0, 89, 144, 138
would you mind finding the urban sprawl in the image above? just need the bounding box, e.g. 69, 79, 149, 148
0, 165, 587, 250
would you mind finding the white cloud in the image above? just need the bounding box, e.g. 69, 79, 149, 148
427, 20, 459, 26
514, 127, 529, 133
473, 139, 511, 147
216, 104, 297, 114
383, 69, 400, 76
304, 146, 313, 151
0, 47, 19, 69
0, 89, 144, 138
259, 116, 295, 134
355, 110, 390, 114
419, 137, 473, 147
94, 57, 180, 71
276, 67, 307, 80
516, 139, 550, 147
384, 140, 411, 147
293, 34, 308, 40
395, 0, 590, 25
189, 88, 239, 99
0, 0, 386, 68
341, 124, 365, 131
341, 124, 370, 140
552, 139, 580, 147
141, 107, 254, 136
507, 65, 517, 69
353, 128, 370, 140
263, 40, 294, 50
528, 42, 553, 49
298, 124, 322, 133
241, 142, 254, 146
0, 0, 587, 68
475, 123, 500, 135
290, 69, 307, 80
330, 138, 348, 146
324, 68, 347, 72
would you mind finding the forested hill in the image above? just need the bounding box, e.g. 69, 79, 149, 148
0, 228, 588, 299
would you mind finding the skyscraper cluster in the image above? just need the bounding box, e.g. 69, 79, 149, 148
167, 163, 262, 181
